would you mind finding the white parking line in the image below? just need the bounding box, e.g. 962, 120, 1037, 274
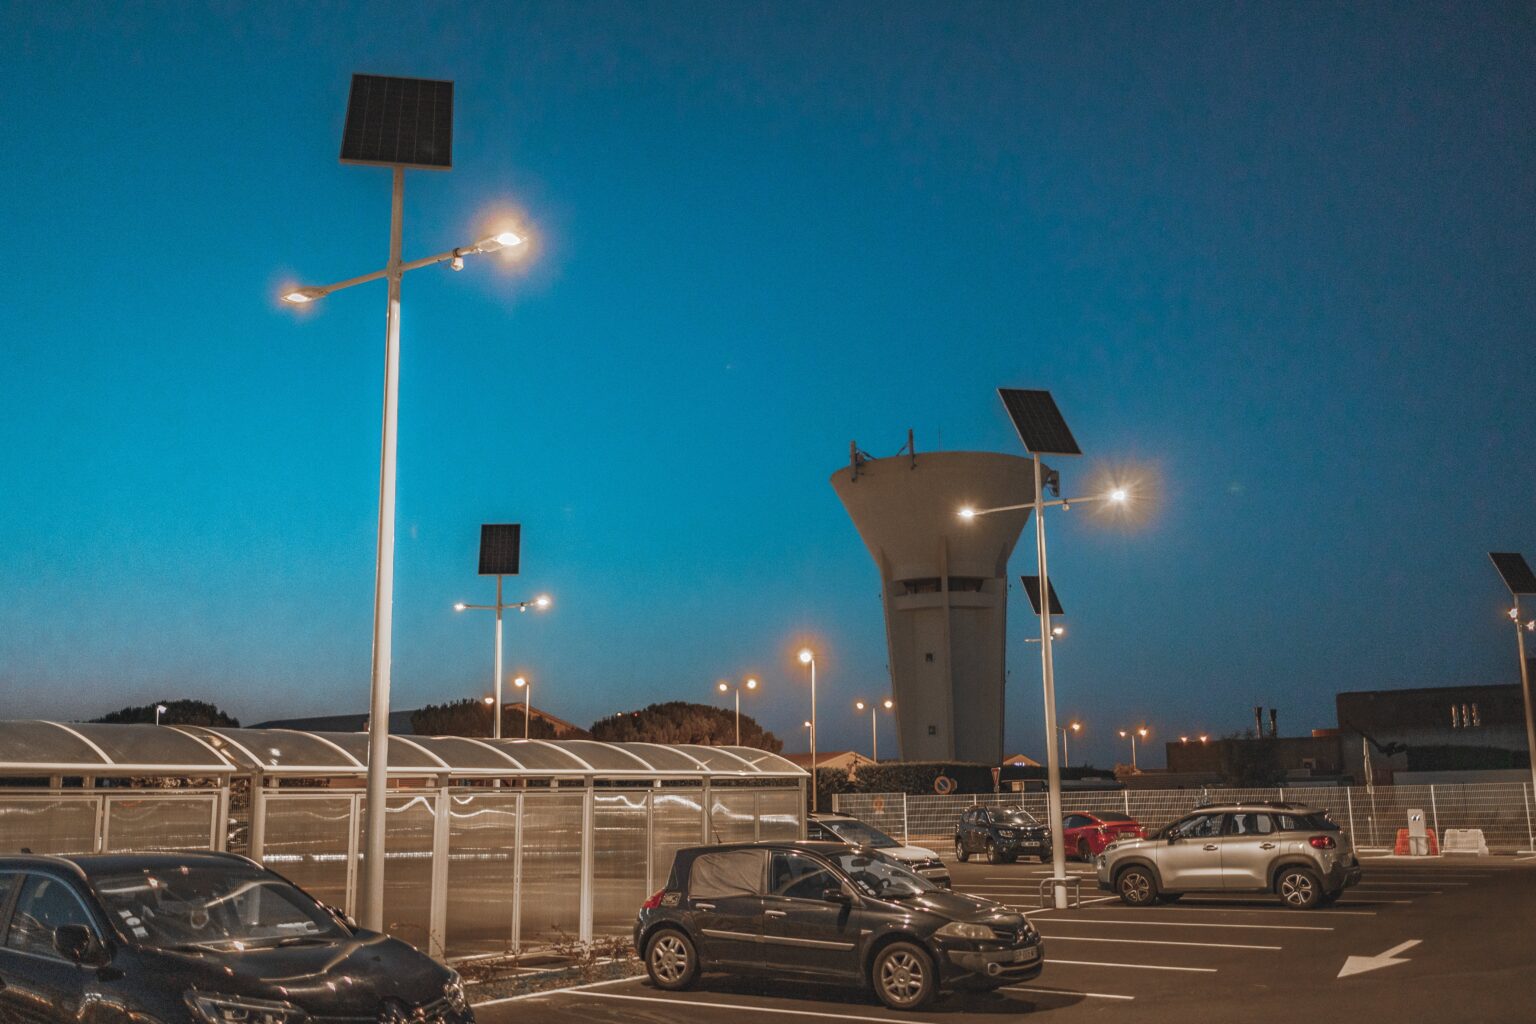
472, 974, 644, 1007
1358, 881, 1467, 887
1048, 917, 1334, 931
1003, 985, 1135, 1001
1088, 904, 1377, 917
1038, 934, 1281, 950
1048, 958, 1216, 973
565, 990, 945, 1023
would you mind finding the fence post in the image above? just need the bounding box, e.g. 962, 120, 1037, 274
578, 779, 595, 945
902, 794, 910, 847
1123, 790, 1131, 815
1429, 785, 1440, 854
832, 791, 840, 814
1345, 788, 1356, 845
428, 784, 450, 958
248, 776, 267, 863
1524, 784, 1534, 854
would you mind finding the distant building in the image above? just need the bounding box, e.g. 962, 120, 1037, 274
1335, 681, 1530, 778
1165, 735, 1348, 780
1002, 753, 1041, 768
782, 750, 874, 776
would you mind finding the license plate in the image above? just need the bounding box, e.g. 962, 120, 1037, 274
1012, 946, 1040, 963
1020, 841, 1039, 847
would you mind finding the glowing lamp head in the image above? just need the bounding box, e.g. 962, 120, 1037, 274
882, 699, 894, 710
534, 594, 552, 609
1069, 722, 1081, 733
798, 648, 813, 665
1199, 734, 1209, 743
475, 230, 525, 254
483, 697, 495, 706
958, 507, 976, 520
1108, 487, 1129, 504
453, 602, 467, 612
282, 286, 326, 304
745, 678, 758, 690
855, 700, 867, 711
1119, 730, 1128, 738
1138, 728, 1149, 738
1180, 735, 1189, 743
1051, 625, 1066, 637
513, 676, 527, 689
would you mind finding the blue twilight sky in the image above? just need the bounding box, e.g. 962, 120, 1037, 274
2, 2, 1533, 768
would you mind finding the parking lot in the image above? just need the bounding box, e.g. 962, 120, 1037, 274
479, 854, 1536, 1023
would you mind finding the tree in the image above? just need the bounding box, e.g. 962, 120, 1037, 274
590, 702, 782, 752
411, 699, 579, 739
92, 700, 239, 727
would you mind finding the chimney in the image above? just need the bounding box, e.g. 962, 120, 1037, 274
1269, 708, 1278, 738
1253, 705, 1264, 737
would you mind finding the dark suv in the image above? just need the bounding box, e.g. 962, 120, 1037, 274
0, 852, 471, 1024
634, 841, 1043, 1010
954, 806, 1052, 864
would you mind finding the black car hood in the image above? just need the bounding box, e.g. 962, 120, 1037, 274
879, 888, 1008, 922
153, 931, 449, 1014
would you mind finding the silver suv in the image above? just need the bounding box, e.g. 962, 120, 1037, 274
1096, 803, 1362, 910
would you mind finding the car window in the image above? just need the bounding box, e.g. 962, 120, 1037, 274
806, 822, 829, 840
1172, 814, 1223, 839
1064, 815, 1087, 829
769, 852, 842, 901
5, 875, 95, 959
818, 819, 897, 849
1227, 813, 1274, 836
688, 850, 766, 899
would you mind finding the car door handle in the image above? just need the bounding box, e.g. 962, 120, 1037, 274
694, 902, 716, 910
1203, 844, 1219, 851
765, 910, 787, 918
1260, 843, 1276, 850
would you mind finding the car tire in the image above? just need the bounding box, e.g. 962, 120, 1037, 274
986, 840, 1003, 865
1116, 865, 1159, 906
1076, 839, 1091, 862
954, 838, 970, 863
871, 941, 937, 1011
1277, 867, 1323, 910
644, 928, 700, 991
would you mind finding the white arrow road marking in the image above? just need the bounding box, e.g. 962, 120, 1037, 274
1338, 939, 1421, 978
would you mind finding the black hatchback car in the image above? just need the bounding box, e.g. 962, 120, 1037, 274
954, 806, 1052, 864
634, 841, 1043, 1010
0, 852, 471, 1024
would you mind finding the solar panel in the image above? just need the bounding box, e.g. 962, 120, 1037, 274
1489, 552, 1536, 596
340, 74, 453, 170
998, 388, 1082, 456
1020, 575, 1064, 616
478, 524, 521, 576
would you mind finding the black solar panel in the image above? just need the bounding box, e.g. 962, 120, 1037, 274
1020, 575, 1064, 616
998, 388, 1081, 456
478, 524, 521, 576
340, 74, 453, 170
1489, 552, 1536, 596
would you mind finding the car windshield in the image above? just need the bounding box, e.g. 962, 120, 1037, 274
821, 819, 898, 849
830, 851, 938, 900
91, 865, 348, 953
1096, 814, 1136, 824
997, 809, 1039, 826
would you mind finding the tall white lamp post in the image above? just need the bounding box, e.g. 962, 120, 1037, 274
512, 676, 533, 739
799, 649, 818, 811
1118, 727, 1149, 770
454, 589, 550, 739
279, 74, 529, 931
1489, 553, 1536, 799
717, 678, 759, 745
854, 699, 894, 762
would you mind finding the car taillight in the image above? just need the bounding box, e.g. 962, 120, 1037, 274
642, 889, 666, 909
1309, 835, 1336, 850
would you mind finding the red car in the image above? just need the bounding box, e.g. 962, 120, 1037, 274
1062, 811, 1147, 860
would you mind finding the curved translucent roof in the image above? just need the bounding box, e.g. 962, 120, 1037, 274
0, 722, 806, 780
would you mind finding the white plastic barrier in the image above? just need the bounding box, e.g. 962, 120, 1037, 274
1442, 828, 1490, 855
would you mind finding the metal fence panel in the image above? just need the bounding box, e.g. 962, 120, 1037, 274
262, 794, 355, 914
0, 794, 100, 855
592, 790, 650, 937
444, 790, 519, 959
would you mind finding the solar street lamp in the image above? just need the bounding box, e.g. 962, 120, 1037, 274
717, 678, 759, 746
961, 389, 1132, 911
854, 699, 894, 762
276, 75, 535, 932
454, 526, 550, 739
1489, 552, 1536, 797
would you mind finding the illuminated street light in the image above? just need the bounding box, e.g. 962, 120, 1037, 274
1118, 727, 1150, 770
798, 648, 818, 810
1059, 721, 1081, 765
1489, 553, 1536, 798
512, 676, 532, 739
454, 579, 552, 739
1025, 624, 1066, 644
854, 698, 895, 762
717, 677, 759, 745
276, 74, 538, 932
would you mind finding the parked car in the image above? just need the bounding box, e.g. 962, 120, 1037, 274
953, 806, 1052, 864
0, 852, 472, 1024
806, 813, 951, 887
1061, 811, 1147, 861
1096, 803, 1362, 909
635, 841, 1043, 1010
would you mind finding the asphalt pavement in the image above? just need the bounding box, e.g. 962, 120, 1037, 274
478, 854, 1536, 1023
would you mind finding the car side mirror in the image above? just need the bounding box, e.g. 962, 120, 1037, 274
326, 905, 359, 932
821, 886, 851, 904
53, 924, 100, 964
1166, 834, 1181, 844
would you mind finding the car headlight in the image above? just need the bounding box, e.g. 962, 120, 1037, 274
935, 921, 995, 941
444, 972, 468, 1013
186, 993, 307, 1024
998, 829, 1016, 838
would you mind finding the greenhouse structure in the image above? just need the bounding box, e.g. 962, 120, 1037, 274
0, 720, 807, 960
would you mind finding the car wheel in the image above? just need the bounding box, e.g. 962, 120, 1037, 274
954, 838, 970, 863
1277, 867, 1323, 909
1076, 839, 1091, 862
1116, 866, 1158, 906
986, 840, 1002, 865
644, 928, 699, 990
872, 941, 936, 1010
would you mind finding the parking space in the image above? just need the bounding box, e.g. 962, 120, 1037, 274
481, 856, 1536, 1023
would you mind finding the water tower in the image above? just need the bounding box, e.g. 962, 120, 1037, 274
831, 441, 1035, 763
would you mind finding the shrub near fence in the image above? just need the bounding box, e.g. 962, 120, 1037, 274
833, 782, 1536, 855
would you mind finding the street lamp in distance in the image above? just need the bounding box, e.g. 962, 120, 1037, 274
717, 678, 759, 746
798, 648, 818, 811
853, 698, 894, 761
512, 676, 532, 740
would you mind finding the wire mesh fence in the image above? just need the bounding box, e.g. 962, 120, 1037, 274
833, 782, 1536, 854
